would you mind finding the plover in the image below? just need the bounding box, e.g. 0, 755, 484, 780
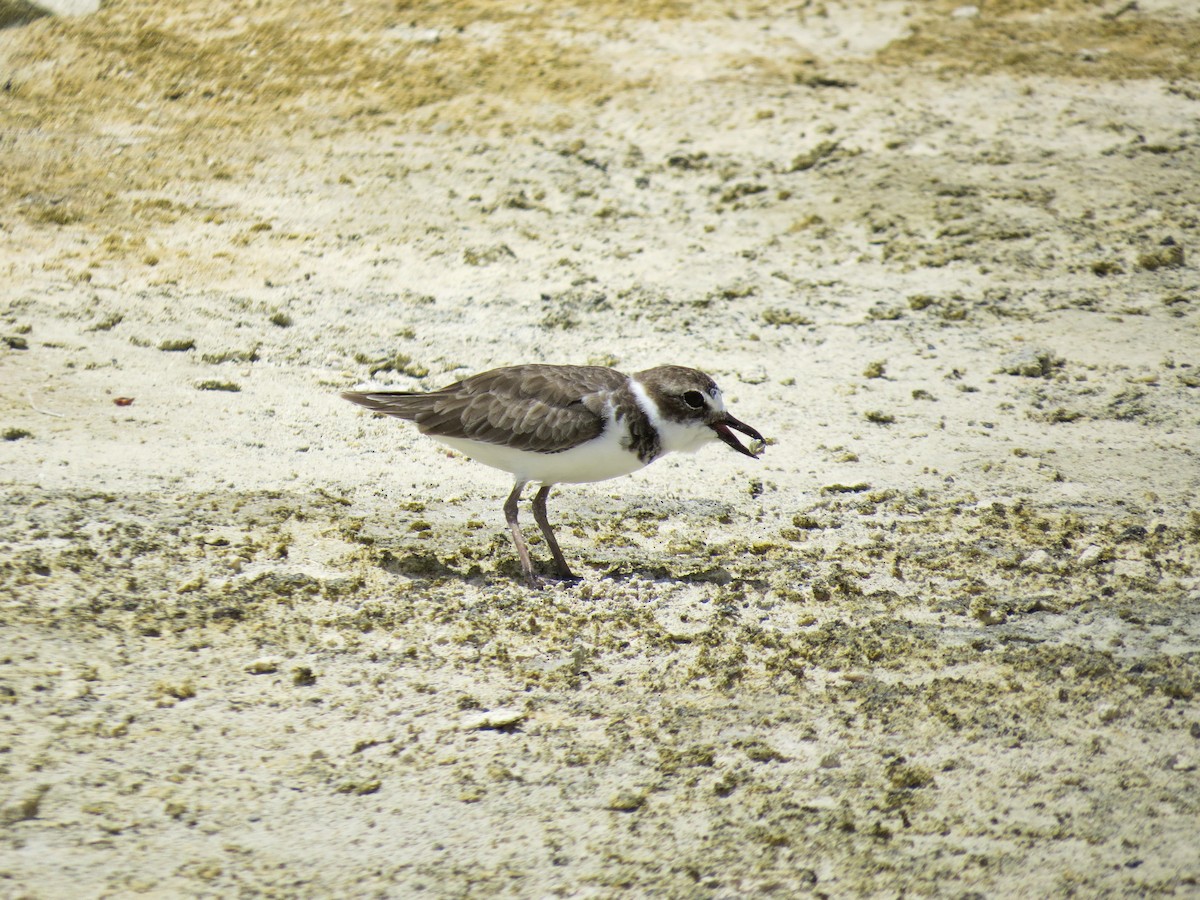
342, 364, 765, 585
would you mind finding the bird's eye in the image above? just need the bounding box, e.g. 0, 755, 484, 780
682, 390, 705, 409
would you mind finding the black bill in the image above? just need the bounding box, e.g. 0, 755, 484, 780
711, 414, 765, 459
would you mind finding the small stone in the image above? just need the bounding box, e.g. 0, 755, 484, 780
1077, 545, 1105, 567
739, 365, 769, 384
461, 707, 525, 730
606, 789, 647, 811
245, 657, 280, 675
1021, 549, 1056, 573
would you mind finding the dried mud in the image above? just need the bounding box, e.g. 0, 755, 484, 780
2, 0, 1199, 896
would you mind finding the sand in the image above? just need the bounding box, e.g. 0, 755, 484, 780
1, 0, 1198, 895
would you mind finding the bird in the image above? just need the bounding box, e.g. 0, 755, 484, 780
342, 363, 765, 585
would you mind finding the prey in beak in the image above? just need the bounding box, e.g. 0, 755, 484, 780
711, 414, 766, 459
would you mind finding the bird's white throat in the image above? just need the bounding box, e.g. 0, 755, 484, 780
630, 377, 721, 455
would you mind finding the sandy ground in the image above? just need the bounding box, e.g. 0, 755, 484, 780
2, 0, 1199, 895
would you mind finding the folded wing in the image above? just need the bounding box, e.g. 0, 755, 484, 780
342, 364, 627, 454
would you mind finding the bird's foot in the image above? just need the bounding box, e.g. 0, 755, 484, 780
524, 570, 581, 589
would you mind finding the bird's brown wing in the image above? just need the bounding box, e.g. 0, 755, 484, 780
342, 365, 628, 453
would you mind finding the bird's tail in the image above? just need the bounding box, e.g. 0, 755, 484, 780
341, 391, 436, 421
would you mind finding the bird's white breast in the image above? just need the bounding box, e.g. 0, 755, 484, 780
434, 421, 646, 485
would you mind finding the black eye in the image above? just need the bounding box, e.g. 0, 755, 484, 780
682, 390, 705, 409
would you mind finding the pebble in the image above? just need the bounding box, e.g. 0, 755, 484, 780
461, 707, 526, 730
606, 789, 646, 811
739, 365, 769, 385
1021, 549, 1057, 573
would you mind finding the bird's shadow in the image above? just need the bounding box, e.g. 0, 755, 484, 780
597, 562, 735, 586
374, 546, 760, 591
377, 548, 460, 580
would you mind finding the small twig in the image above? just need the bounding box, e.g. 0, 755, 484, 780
27, 391, 66, 418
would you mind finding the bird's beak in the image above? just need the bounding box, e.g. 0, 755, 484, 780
710, 414, 765, 458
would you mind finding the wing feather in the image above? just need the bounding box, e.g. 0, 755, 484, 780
342, 365, 626, 453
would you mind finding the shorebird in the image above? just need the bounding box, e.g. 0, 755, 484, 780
343, 364, 765, 585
